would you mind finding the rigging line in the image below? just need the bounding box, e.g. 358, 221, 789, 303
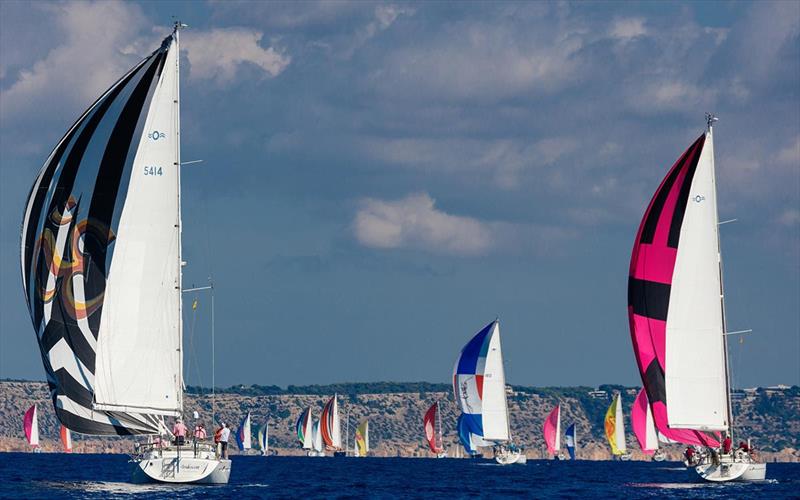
187, 295, 204, 390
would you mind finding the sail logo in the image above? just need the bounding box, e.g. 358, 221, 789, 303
148, 130, 166, 141
693, 195, 705, 203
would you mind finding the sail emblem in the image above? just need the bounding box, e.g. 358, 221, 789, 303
693, 195, 705, 203
148, 130, 166, 140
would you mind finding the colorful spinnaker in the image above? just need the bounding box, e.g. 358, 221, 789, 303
236, 412, 252, 451
627, 125, 723, 448
605, 394, 627, 456
61, 425, 73, 453
24, 405, 39, 449
543, 404, 560, 456
632, 388, 658, 455
20, 31, 186, 436
320, 395, 342, 450
424, 401, 443, 454
565, 423, 577, 460
355, 420, 369, 457
453, 320, 510, 443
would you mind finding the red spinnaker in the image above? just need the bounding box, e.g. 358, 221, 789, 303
423, 402, 441, 453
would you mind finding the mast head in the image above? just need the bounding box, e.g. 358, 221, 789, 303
173, 20, 188, 33
705, 112, 718, 131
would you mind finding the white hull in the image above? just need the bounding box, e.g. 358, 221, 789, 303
132, 443, 230, 484
694, 458, 766, 482
494, 449, 527, 465
307, 450, 326, 457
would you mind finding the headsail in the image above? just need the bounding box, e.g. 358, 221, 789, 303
256, 423, 268, 456
236, 412, 252, 450
632, 388, 659, 455
543, 404, 560, 455
20, 32, 182, 434
355, 420, 369, 457
627, 130, 723, 445
320, 395, 342, 450
24, 405, 39, 448
565, 423, 577, 460
312, 419, 323, 453
453, 320, 509, 442
60, 424, 73, 453
605, 394, 627, 455
423, 402, 443, 454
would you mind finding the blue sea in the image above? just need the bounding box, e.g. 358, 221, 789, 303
1, 453, 796, 499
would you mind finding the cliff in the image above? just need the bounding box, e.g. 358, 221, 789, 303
1, 380, 798, 461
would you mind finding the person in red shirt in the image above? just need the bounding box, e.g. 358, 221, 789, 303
722, 436, 732, 454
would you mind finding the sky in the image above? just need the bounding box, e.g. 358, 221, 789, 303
0, 0, 798, 390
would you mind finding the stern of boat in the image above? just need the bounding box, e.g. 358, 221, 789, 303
132, 443, 231, 484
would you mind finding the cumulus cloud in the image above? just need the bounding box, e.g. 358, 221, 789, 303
1, 1, 148, 118
609, 17, 647, 40
353, 193, 492, 256
353, 192, 576, 256
183, 28, 291, 84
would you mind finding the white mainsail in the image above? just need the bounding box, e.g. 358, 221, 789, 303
303, 411, 314, 449
312, 419, 323, 453
93, 34, 183, 417
482, 323, 510, 441
665, 127, 729, 432
615, 394, 627, 454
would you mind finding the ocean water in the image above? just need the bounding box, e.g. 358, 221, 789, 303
0, 453, 796, 499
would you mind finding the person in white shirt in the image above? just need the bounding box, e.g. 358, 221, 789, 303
218, 422, 231, 459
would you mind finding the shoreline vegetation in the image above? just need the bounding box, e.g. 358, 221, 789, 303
2, 379, 798, 461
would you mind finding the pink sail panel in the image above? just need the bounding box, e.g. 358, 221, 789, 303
631, 389, 655, 455
423, 402, 442, 454
23, 404, 38, 448
627, 133, 719, 448
543, 404, 560, 455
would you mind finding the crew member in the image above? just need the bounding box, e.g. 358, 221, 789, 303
173, 418, 187, 446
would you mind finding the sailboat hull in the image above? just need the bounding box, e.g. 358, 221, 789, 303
695, 460, 766, 482
494, 448, 527, 465
132, 445, 231, 484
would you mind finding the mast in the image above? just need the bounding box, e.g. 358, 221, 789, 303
174, 20, 185, 417
345, 404, 350, 454
707, 113, 734, 442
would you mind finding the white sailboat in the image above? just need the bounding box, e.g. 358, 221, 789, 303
311, 419, 325, 457
453, 320, 526, 465
20, 22, 229, 483
628, 115, 765, 482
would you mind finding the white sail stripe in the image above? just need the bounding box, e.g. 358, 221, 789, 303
92, 402, 181, 417
21, 56, 150, 295
70, 273, 98, 352
47, 337, 94, 392
55, 395, 157, 433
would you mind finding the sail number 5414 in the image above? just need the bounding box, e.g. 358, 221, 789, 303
144, 166, 163, 176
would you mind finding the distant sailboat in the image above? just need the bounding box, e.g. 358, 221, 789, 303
605, 394, 631, 460
628, 115, 765, 482
19, 22, 229, 483
565, 423, 577, 460
236, 412, 252, 452
453, 320, 526, 465
631, 388, 665, 461
543, 405, 561, 459
354, 420, 369, 457
424, 401, 446, 458
311, 419, 324, 456
60, 425, 73, 453
256, 422, 268, 457
297, 407, 314, 452
23, 405, 39, 452
321, 395, 342, 453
